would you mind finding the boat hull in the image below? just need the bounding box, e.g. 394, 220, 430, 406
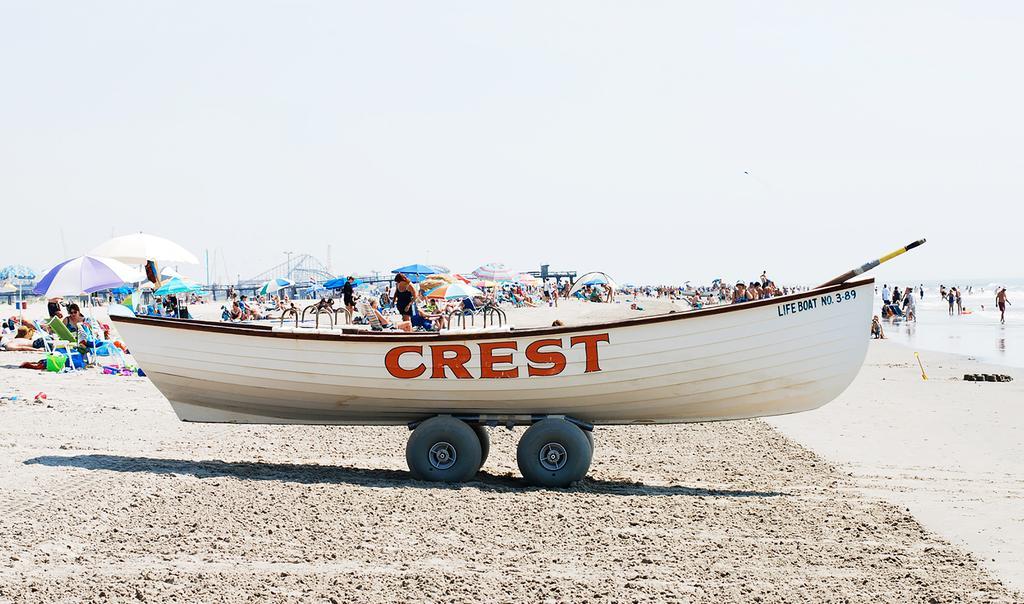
111, 280, 873, 425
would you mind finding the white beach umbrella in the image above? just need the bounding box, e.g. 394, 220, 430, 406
33, 255, 144, 297
0, 282, 17, 293
89, 232, 199, 265
569, 272, 619, 297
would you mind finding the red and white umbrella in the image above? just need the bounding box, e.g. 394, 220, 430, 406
472, 263, 516, 281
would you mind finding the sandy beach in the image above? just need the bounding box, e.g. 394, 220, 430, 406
770, 340, 1024, 592
1, 301, 1021, 602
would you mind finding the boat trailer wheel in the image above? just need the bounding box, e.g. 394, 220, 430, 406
517, 417, 593, 487
405, 416, 482, 482
539, 442, 568, 471
428, 442, 457, 470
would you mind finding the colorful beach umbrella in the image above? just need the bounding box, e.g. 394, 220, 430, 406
89, 232, 199, 264
0, 265, 36, 280
259, 277, 295, 295
472, 279, 498, 288
425, 282, 484, 300
33, 256, 143, 297
154, 277, 202, 296
472, 263, 516, 281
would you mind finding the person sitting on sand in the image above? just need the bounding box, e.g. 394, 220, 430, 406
871, 315, 885, 339
369, 299, 412, 332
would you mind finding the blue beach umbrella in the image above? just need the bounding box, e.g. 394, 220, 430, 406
391, 264, 437, 283
324, 277, 362, 289
154, 277, 202, 296
0, 264, 36, 280
259, 277, 295, 296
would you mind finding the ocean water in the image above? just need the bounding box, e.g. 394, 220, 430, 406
875, 284, 1023, 369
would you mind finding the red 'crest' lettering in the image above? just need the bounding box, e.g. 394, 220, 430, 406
525, 339, 566, 377
479, 341, 519, 379
385, 346, 426, 379
431, 344, 473, 379
384, 334, 609, 379
570, 333, 610, 373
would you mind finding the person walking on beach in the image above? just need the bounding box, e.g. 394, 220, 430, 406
881, 284, 891, 306
996, 288, 1011, 324
342, 276, 356, 324
902, 287, 916, 321
393, 273, 416, 322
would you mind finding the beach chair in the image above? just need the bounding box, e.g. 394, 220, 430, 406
34, 319, 84, 372
79, 320, 128, 367
409, 305, 435, 331
358, 301, 392, 331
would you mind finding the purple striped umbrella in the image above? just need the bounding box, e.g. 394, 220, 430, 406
33, 256, 143, 297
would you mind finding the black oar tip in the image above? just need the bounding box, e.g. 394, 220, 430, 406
906, 238, 926, 250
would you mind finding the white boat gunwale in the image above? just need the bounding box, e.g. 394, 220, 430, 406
109, 278, 873, 340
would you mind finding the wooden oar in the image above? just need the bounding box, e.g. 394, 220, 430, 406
818, 239, 926, 287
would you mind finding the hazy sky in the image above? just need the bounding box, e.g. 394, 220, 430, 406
2, 2, 1021, 285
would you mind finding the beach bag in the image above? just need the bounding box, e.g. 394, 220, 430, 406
45, 354, 67, 373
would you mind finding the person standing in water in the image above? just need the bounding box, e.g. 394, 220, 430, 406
996, 288, 1011, 324
947, 289, 955, 316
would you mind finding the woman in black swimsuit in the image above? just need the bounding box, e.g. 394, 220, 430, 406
394, 273, 416, 322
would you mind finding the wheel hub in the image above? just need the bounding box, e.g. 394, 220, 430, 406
539, 442, 568, 471
428, 442, 457, 470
